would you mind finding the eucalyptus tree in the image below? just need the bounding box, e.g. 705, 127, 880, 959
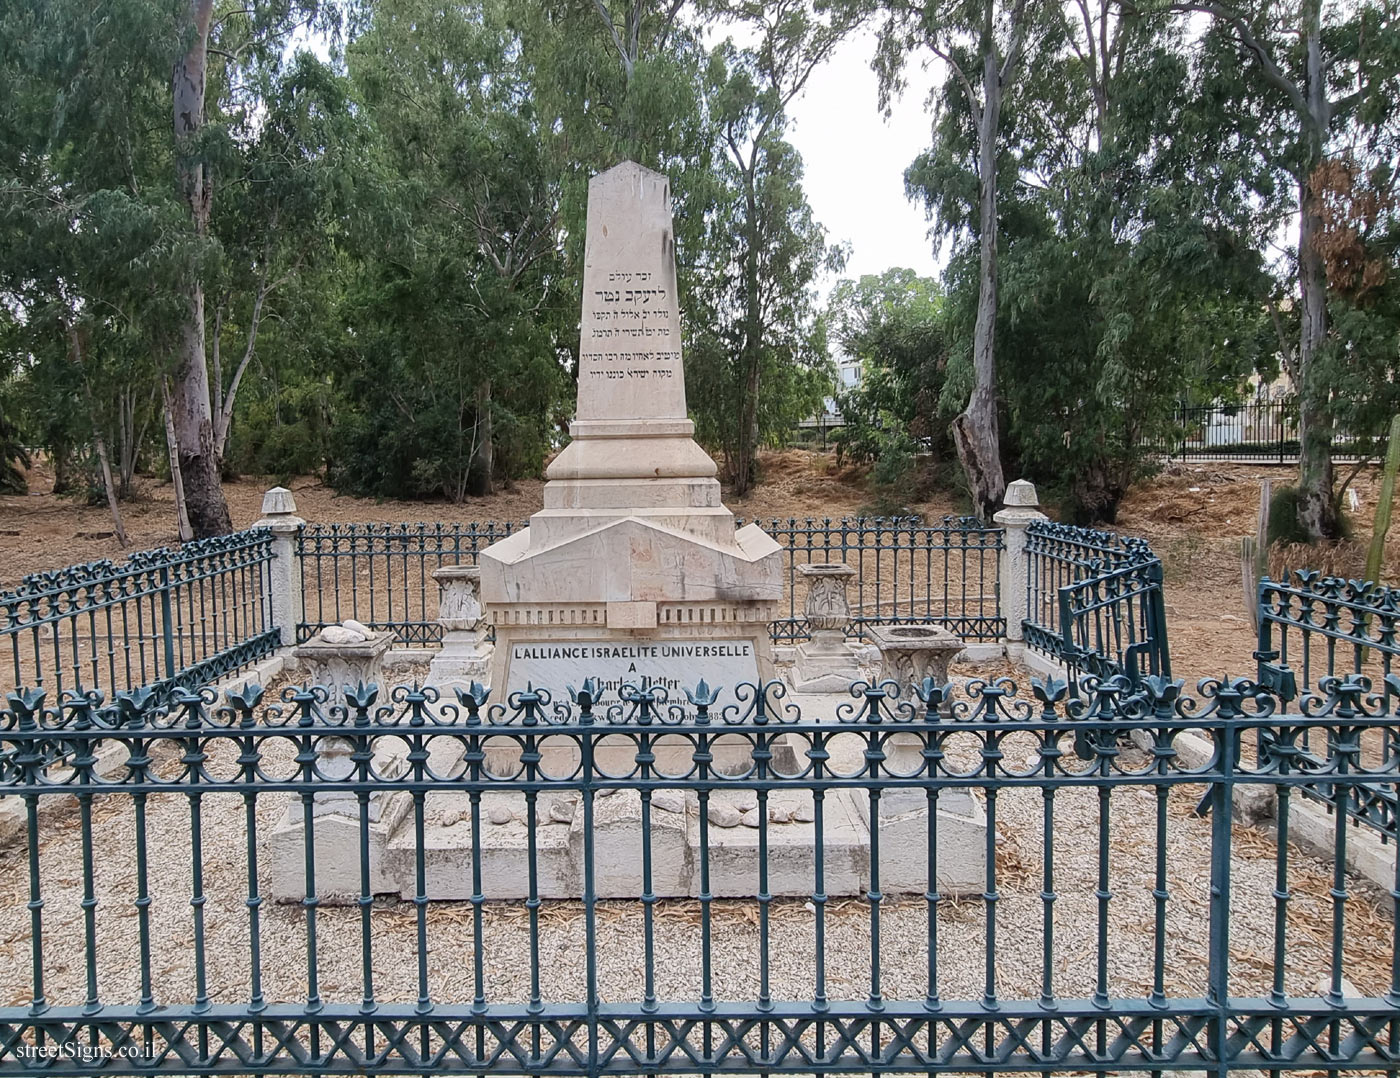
690, 0, 853, 494
334, 0, 570, 502
981, 0, 1274, 519
825, 269, 951, 487
525, 0, 722, 316
0, 0, 350, 536
1176, 0, 1400, 539
865, 0, 1060, 518
166, 1, 348, 535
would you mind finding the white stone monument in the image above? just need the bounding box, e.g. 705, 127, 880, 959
479, 162, 782, 708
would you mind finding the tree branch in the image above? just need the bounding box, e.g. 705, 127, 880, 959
926, 42, 982, 130
592, 0, 631, 71
1168, 1, 1309, 118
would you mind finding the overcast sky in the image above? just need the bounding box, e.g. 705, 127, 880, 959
780, 28, 945, 296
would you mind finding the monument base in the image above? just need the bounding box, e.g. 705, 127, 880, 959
378, 784, 985, 901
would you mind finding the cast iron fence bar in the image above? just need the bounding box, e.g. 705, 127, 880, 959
1146, 400, 1371, 463
1256, 571, 1400, 841
1, 530, 277, 706
1, 672, 1397, 1075
297, 517, 1005, 647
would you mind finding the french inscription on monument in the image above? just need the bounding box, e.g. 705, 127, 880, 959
505, 639, 760, 708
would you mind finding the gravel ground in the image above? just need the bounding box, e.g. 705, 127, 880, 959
0, 668, 1394, 1022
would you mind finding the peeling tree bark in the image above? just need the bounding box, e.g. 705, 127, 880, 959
952, 45, 1009, 521
171, 0, 231, 537
1293, 0, 1338, 541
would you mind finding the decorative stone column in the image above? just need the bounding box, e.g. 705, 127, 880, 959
253, 486, 305, 647
428, 565, 491, 693
789, 562, 860, 692
993, 479, 1049, 643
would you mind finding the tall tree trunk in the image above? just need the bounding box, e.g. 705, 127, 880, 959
171, 0, 231, 537
467, 380, 495, 497
1293, 0, 1338, 541
70, 328, 128, 547
952, 52, 1008, 520
91, 423, 129, 549
734, 186, 762, 497
51, 437, 73, 495
162, 378, 195, 543
1295, 175, 1337, 540
117, 389, 136, 498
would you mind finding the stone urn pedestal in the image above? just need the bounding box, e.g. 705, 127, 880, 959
428, 565, 492, 694
789, 562, 861, 693
268, 685, 412, 904
292, 622, 391, 691
863, 623, 964, 699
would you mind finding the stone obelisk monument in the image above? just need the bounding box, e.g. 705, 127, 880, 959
479, 162, 782, 706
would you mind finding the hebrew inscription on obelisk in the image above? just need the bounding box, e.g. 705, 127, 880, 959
575, 165, 687, 428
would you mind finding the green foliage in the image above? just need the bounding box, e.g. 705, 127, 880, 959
827, 269, 951, 467
886, 1, 1281, 522
0, 404, 28, 494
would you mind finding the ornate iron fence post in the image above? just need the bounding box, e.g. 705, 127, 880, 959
993, 480, 1047, 645
255, 486, 305, 647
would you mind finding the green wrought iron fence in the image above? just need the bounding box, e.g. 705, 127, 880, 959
0, 530, 278, 705
298, 517, 1005, 647
295, 522, 524, 645
750, 515, 1005, 643
1024, 521, 1170, 690
0, 673, 1396, 1075
1257, 571, 1400, 840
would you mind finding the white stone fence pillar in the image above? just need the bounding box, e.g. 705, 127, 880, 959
254, 486, 306, 647
993, 479, 1048, 644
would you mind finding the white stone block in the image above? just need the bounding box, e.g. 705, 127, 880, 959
389, 791, 578, 900
571, 788, 690, 898
695, 789, 866, 898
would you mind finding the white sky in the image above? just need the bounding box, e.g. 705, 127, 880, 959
781, 28, 945, 296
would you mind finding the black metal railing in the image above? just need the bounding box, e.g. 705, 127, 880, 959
1024, 521, 1170, 689
1257, 571, 1400, 839
1149, 400, 1371, 463
299, 517, 1006, 647
296, 521, 524, 645
1, 673, 1396, 1075
0, 530, 278, 705
748, 515, 1004, 642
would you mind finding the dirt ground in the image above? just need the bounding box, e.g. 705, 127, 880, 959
2, 450, 1395, 690
1116, 459, 1397, 686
